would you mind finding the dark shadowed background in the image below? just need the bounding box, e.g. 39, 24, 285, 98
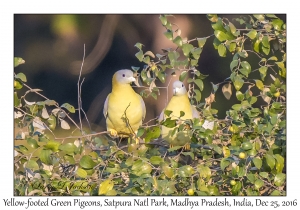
14, 14, 286, 132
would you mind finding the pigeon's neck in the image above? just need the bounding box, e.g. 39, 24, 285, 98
112, 76, 135, 94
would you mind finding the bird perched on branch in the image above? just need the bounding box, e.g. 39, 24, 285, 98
103, 69, 146, 144
159, 81, 199, 150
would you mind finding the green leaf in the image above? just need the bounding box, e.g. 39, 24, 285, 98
228, 22, 236, 34
212, 18, 226, 32
241, 61, 251, 73
14, 92, 21, 107
179, 71, 188, 82
218, 44, 226, 57
262, 36, 270, 55
14, 80, 23, 90
233, 75, 244, 91
274, 154, 284, 173
236, 91, 244, 101
164, 110, 173, 117
239, 68, 249, 77
272, 19, 283, 30
98, 179, 114, 195
259, 66, 268, 81
182, 43, 193, 57
26, 137, 39, 149
173, 36, 182, 47
270, 190, 281, 196
191, 47, 202, 59
228, 42, 236, 52
207, 14, 218, 22
247, 174, 256, 183
237, 165, 246, 177
253, 39, 260, 53
274, 173, 286, 187
64, 155, 75, 164
179, 111, 185, 117
59, 143, 77, 154
136, 127, 145, 137
194, 89, 201, 102
259, 172, 269, 179
246, 30, 257, 40
14, 57, 25, 67
197, 165, 211, 180
255, 80, 264, 91
230, 60, 238, 71
220, 158, 230, 170
167, 146, 182, 152
178, 165, 195, 177
214, 30, 228, 42
164, 30, 173, 40
265, 154, 275, 170
231, 181, 242, 195
248, 96, 257, 105
159, 15, 167, 25
252, 157, 262, 169
150, 156, 163, 165
80, 155, 97, 169
232, 104, 242, 111
238, 50, 248, 58
61, 103, 75, 113
266, 14, 278, 18
157, 71, 166, 83
145, 126, 161, 143
194, 79, 204, 91
15, 73, 27, 82
44, 140, 60, 152
134, 42, 143, 50
197, 37, 207, 48
143, 56, 150, 64
161, 163, 174, 178
253, 15, 265, 21
40, 149, 52, 165
76, 168, 87, 178
254, 179, 264, 190
168, 51, 180, 65
135, 50, 144, 62
262, 46, 270, 55
44, 100, 57, 106
26, 160, 39, 171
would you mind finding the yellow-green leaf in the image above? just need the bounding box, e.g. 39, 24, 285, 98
76, 168, 87, 178
218, 44, 226, 57
14, 57, 25, 67
246, 30, 257, 40
197, 37, 207, 48
255, 80, 264, 91
98, 179, 114, 195
222, 146, 230, 157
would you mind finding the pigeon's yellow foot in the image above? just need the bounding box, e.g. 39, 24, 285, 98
109, 129, 118, 137
134, 137, 140, 145
170, 144, 174, 148
183, 143, 190, 151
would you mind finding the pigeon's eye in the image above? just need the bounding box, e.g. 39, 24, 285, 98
122, 74, 125, 77
182, 84, 184, 87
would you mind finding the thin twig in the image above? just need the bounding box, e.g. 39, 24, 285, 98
77, 44, 86, 134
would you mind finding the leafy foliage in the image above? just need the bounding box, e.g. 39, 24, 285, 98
14, 14, 286, 196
